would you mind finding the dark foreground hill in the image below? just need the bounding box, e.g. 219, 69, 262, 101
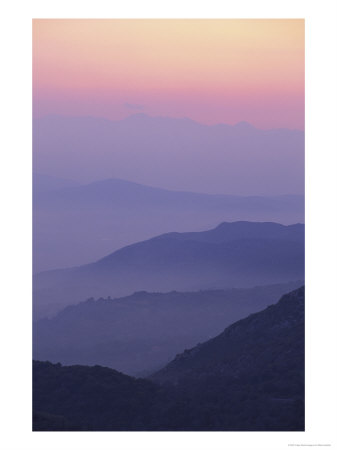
33, 282, 302, 376
151, 286, 305, 385
33, 287, 304, 431
33, 362, 160, 431
33, 221, 304, 318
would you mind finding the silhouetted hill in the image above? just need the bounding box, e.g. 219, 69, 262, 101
34, 176, 304, 272
33, 281, 302, 375
33, 287, 304, 431
33, 361, 160, 431
150, 286, 305, 431
33, 221, 304, 318
152, 287, 304, 384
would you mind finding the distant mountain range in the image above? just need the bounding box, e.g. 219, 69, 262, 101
33, 221, 304, 318
33, 174, 304, 272
33, 114, 304, 196
33, 281, 303, 376
33, 286, 304, 431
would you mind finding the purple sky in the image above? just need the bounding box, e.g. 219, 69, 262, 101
34, 114, 304, 196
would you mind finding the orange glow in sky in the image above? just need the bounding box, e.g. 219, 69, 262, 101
33, 19, 304, 129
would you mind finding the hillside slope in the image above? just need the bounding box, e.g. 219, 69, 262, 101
33, 221, 304, 318
33, 281, 302, 375
34, 175, 304, 272
33, 287, 304, 431
152, 286, 304, 384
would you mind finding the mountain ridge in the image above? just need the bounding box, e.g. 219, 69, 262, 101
33, 221, 304, 318
33, 286, 304, 431
151, 286, 304, 384
37, 112, 304, 132
33, 281, 303, 375
33, 113, 304, 196
34, 174, 304, 272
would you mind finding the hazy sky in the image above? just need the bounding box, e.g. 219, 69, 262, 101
33, 19, 304, 129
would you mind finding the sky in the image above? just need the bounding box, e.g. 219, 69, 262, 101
33, 19, 304, 130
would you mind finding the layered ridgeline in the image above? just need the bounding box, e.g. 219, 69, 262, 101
33, 287, 304, 431
33, 114, 304, 197
33, 114, 304, 272
33, 282, 302, 376
34, 174, 304, 272
34, 221, 304, 319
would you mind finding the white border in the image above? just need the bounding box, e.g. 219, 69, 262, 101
1, 1, 337, 449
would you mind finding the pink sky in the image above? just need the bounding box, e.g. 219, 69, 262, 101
33, 19, 304, 129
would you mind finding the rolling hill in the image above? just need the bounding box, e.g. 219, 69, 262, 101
151, 286, 305, 385
33, 175, 304, 272
33, 286, 304, 431
33, 281, 302, 375
33, 221, 304, 318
